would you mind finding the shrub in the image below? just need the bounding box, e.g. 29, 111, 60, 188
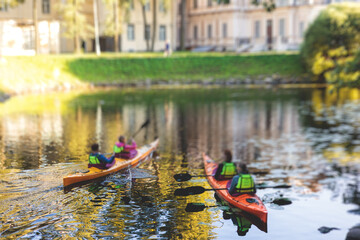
300, 3, 360, 84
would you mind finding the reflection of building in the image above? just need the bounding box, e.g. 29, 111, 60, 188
175, 0, 337, 51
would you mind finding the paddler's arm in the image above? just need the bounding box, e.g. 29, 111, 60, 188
228, 175, 239, 194
98, 154, 115, 163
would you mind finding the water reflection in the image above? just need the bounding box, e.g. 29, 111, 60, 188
0, 87, 359, 239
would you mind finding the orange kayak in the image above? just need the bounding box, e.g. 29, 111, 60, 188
63, 138, 159, 187
203, 153, 268, 224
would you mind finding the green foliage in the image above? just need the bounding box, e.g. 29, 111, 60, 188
0, 0, 24, 9
300, 3, 360, 85
103, 0, 130, 37
251, 0, 276, 12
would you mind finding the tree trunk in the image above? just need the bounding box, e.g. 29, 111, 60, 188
141, 2, 150, 51
150, 0, 156, 51
74, 0, 80, 54
114, 0, 119, 52
0, 21, 3, 60
33, 0, 39, 54
180, 0, 186, 51
93, 0, 101, 55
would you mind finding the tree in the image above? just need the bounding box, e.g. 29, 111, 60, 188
138, 0, 150, 51
33, 0, 39, 55
58, 0, 93, 54
150, 0, 156, 51
179, 0, 186, 51
300, 3, 360, 85
93, 0, 101, 55
103, 0, 130, 52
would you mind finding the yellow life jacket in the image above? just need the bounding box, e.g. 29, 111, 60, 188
234, 174, 255, 194
89, 154, 100, 164
113, 145, 124, 154
220, 162, 237, 179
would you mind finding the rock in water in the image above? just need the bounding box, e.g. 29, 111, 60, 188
318, 226, 340, 234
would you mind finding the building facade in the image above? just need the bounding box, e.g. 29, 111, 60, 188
97, 0, 175, 52
0, 0, 60, 55
0, 0, 175, 55
176, 0, 338, 52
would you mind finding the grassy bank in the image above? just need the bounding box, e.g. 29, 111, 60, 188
0, 52, 305, 94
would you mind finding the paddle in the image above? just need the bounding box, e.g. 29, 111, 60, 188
104, 119, 150, 155
185, 203, 217, 212
174, 171, 269, 182
132, 119, 150, 139
173, 173, 212, 182
174, 184, 291, 196
174, 186, 227, 196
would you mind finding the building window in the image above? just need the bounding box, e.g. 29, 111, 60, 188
222, 23, 227, 38
145, 24, 151, 40
194, 25, 198, 40
0, 0, 8, 11
42, 0, 50, 14
208, 24, 212, 39
127, 24, 135, 41
194, 0, 198, 9
130, 0, 134, 10
255, 21, 260, 39
208, 0, 212, 7
279, 18, 285, 37
159, 25, 166, 41
299, 21, 304, 38
144, 0, 150, 11
23, 28, 34, 50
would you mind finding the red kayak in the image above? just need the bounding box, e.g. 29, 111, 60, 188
203, 153, 268, 225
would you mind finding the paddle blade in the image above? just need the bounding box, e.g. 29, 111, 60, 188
186, 186, 206, 195
185, 203, 206, 212
174, 188, 189, 196
141, 119, 150, 129
174, 173, 192, 182
273, 184, 291, 189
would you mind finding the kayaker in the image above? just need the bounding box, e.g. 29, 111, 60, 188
214, 149, 238, 180
113, 135, 137, 159
228, 163, 256, 196
88, 143, 115, 169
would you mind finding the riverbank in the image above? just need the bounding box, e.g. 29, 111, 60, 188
0, 52, 306, 95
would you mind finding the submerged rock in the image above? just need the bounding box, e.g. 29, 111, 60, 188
318, 226, 340, 234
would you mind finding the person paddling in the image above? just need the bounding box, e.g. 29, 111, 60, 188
228, 163, 256, 196
214, 149, 238, 180
88, 143, 115, 169
113, 135, 137, 159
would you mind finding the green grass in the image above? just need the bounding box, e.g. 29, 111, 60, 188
0, 52, 305, 94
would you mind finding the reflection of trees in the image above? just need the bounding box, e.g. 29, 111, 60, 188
301, 87, 360, 165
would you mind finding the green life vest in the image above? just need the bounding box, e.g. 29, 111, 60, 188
234, 215, 252, 232
89, 154, 100, 164
113, 145, 124, 154
235, 174, 255, 193
220, 162, 237, 179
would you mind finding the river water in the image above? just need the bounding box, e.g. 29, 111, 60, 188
0, 86, 359, 239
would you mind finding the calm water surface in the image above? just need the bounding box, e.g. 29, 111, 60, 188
0, 87, 359, 239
